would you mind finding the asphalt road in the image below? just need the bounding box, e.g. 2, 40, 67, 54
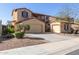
67, 49, 79, 55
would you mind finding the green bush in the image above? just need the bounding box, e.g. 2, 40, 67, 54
16, 24, 30, 32
15, 32, 24, 39
15, 24, 30, 39
2, 25, 15, 38
7, 25, 15, 33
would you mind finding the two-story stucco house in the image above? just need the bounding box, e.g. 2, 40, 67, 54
12, 8, 74, 33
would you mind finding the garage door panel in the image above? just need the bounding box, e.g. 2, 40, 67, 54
52, 25, 61, 33
29, 24, 42, 33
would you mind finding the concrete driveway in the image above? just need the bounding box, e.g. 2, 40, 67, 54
0, 34, 79, 55
0, 37, 79, 55
25, 33, 77, 42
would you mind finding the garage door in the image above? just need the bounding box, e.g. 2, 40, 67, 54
52, 25, 61, 33
29, 24, 42, 33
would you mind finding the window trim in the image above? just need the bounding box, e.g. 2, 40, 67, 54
64, 23, 69, 31
22, 11, 28, 18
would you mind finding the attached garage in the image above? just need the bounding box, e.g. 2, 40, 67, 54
52, 24, 61, 33
16, 19, 45, 33
29, 24, 43, 33
50, 22, 61, 33
50, 21, 72, 33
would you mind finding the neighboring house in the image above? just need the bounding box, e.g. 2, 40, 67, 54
2, 25, 7, 35
12, 8, 74, 33
71, 22, 79, 34
7, 20, 13, 25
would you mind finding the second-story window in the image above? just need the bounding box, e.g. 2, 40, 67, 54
22, 11, 28, 18
41, 16, 45, 20
46, 16, 49, 20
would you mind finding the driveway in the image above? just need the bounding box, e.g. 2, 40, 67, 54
66, 49, 79, 55
0, 37, 79, 55
0, 34, 79, 55
25, 33, 78, 42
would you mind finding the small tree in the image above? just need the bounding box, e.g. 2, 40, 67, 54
23, 24, 30, 32
57, 6, 78, 22
15, 24, 30, 38
7, 25, 15, 33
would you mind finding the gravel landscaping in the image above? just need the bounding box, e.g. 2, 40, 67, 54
0, 37, 48, 51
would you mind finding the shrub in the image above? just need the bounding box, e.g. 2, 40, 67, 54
5, 33, 15, 38
16, 24, 30, 32
15, 24, 30, 39
2, 25, 15, 39
7, 25, 15, 33
15, 32, 24, 39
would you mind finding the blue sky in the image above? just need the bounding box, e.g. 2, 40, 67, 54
0, 3, 79, 25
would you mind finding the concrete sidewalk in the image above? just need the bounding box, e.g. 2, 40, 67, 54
0, 38, 79, 55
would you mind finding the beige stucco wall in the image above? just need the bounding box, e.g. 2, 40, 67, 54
16, 19, 45, 33
12, 9, 32, 22
17, 9, 32, 21
71, 23, 79, 30
49, 17, 57, 23
12, 11, 18, 21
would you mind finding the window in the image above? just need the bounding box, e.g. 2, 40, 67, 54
45, 16, 49, 22
41, 16, 45, 19
46, 16, 49, 20
22, 11, 28, 18
64, 24, 69, 31
38, 16, 41, 19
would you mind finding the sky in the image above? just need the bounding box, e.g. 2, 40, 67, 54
0, 3, 79, 25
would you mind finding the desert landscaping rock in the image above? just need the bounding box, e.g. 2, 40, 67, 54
0, 37, 48, 51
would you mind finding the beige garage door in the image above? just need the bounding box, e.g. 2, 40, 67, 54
52, 25, 61, 33
29, 24, 42, 33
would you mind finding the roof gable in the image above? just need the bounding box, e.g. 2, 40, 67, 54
14, 18, 45, 24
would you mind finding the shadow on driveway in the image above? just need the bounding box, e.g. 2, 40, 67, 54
66, 49, 79, 55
